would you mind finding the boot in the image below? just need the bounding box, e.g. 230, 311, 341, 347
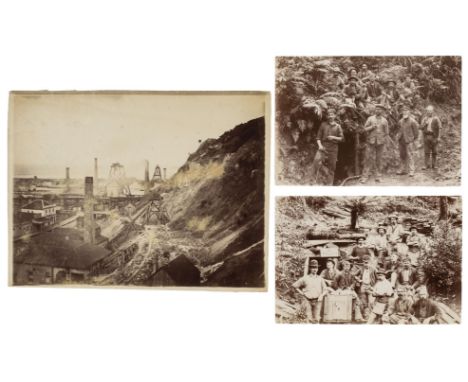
432, 154, 437, 170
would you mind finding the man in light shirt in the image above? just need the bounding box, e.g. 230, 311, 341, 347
367, 269, 395, 324
293, 259, 328, 323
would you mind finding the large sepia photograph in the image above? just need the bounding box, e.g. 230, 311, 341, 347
276, 56, 461, 186
276, 196, 461, 324
9, 91, 268, 290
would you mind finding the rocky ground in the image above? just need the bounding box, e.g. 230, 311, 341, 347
275, 196, 462, 323
94, 117, 266, 288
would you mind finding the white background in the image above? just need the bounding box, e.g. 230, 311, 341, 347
1, 1, 467, 381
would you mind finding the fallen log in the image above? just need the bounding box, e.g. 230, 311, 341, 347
436, 302, 461, 324
322, 208, 349, 219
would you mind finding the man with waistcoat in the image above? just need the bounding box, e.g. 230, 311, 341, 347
361, 104, 389, 183
396, 105, 420, 177
420, 105, 442, 170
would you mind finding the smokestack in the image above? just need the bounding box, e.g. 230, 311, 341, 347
66, 167, 70, 180
145, 160, 149, 182
163, 168, 167, 180
94, 158, 98, 182
84, 176, 95, 244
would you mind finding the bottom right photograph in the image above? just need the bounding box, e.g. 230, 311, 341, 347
276, 196, 461, 324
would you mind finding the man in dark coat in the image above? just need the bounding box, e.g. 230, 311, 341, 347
420, 105, 442, 170
310, 108, 344, 185
396, 105, 420, 176
412, 286, 442, 324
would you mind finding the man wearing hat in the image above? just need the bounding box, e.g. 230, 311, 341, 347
368, 226, 389, 266
387, 214, 405, 253
350, 237, 374, 264
358, 63, 373, 82
381, 79, 401, 107
393, 257, 417, 291
420, 105, 442, 170
396, 104, 420, 177
355, 255, 377, 319
343, 75, 361, 100
334, 260, 365, 322
412, 286, 442, 324
386, 287, 419, 324
406, 226, 423, 267
292, 259, 328, 323
361, 104, 389, 183
367, 268, 394, 324
366, 74, 383, 100
310, 108, 344, 185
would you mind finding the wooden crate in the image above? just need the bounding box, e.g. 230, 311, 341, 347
322, 294, 353, 323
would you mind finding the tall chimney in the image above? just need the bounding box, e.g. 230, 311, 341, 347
163, 168, 167, 180
83, 176, 95, 244
145, 160, 149, 182
94, 158, 98, 182
65, 167, 70, 193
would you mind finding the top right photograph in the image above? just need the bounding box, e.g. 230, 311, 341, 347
276, 56, 461, 186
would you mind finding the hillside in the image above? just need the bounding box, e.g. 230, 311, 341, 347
100, 117, 266, 288
276, 56, 461, 185
276, 196, 462, 322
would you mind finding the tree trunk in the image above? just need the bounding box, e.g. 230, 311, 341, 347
351, 208, 358, 229
439, 196, 449, 221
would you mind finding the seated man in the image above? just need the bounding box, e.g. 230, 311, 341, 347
292, 259, 328, 323
320, 259, 340, 290
412, 286, 442, 324
386, 287, 419, 324
393, 257, 417, 291
367, 269, 395, 324
334, 260, 364, 322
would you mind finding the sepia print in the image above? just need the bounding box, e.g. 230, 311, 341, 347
276, 56, 461, 186
276, 196, 461, 324
9, 91, 269, 290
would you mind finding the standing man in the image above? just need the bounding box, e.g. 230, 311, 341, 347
366, 74, 383, 100
334, 260, 365, 322
355, 255, 377, 320
361, 104, 389, 183
396, 105, 420, 177
320, 259, 339, 289
387, 214, 405, 255
310, 108, 344, 185
368, 226, 389, 266
292, 259, 328, 323
420, 105, 442, 170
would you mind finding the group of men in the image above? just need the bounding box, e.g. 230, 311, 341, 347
310, 63, 442, 184
292, 215, 442, 324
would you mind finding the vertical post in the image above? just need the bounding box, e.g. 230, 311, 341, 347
84, 176, 95, 244
94, 158, 98, 182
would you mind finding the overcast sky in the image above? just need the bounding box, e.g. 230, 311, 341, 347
10, 92, 266, 179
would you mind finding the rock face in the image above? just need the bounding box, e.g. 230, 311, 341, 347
103, 117, 266, 288
162, 116, 266, 287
